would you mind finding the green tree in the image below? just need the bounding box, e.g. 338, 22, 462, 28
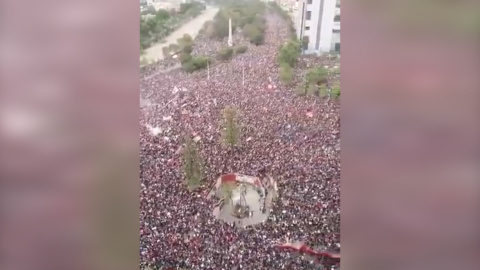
155, 9, 170, 21
183, 136, 204, 191
179, 3, 192, 14
242, 23, 257, 37
182, 56, 211, 73
306, 66, 329, 86
180, 2, 205, 15
191, 56, 210, 69
209, 0, 266, 40
140, 5, 202, 51
318, 85, 328, 97
279, 63, 293, 84
140, 36, 150, 50
217, 47, 234, 61
249, 31, 264, 45
331, 83, 340, 99
179, 53, 193, 64
141, 6, 157, 16
234, 45, 248, 54
181, 60, 195, 73
242, 23, 264, 45
277, 40, 301, 67
177, 34, 194, 54
295, 75, 312, 96
180, 33, 193, 44
181, 44, 193, 54
212, 16, 229, 39
222, 106, 240, 148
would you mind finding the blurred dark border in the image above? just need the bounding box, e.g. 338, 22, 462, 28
0, 1, 479, 270
0, 1, 139, 270
342, 0, 480, 269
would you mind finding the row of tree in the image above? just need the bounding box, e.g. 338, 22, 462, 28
183, 106, 241, 190
277, 39, 301, 84
270, 2, 340, 99
201, 0, 267, 45
217, 45, 248, 61
267, 1, 297, 40
159, 33, 211, 73
161, 34, 248, 72
268, 2, 301, 85
296, 66, 340, 98
176, 34, 212, 73
140, 1, 206, 51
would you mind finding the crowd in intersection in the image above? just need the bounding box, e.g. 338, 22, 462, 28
140, 10, 340, 270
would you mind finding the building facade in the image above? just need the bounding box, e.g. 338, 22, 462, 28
295, 0, 340, 54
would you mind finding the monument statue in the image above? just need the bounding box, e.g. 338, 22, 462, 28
228, 18, 233, 47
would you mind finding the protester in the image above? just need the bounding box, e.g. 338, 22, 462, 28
140, 10, 340, 270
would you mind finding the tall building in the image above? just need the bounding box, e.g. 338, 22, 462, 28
295, 0, 340, 54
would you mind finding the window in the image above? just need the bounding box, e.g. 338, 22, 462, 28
332, 29, 340, 33
306, 11, 311, 20
334, 15, 340, 22
305, 26, 310, 31
335, 43, 340, 52
307, 0, 312, 4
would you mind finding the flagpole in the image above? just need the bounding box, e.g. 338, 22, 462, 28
242, 64, 245, 86
228, 18, 233, 47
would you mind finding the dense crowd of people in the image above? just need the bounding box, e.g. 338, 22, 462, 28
140, 10, 340, 270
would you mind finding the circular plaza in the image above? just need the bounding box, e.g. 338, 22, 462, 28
207, 173, 278, 227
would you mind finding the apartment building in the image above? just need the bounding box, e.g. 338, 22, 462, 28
295, 0, 340, 54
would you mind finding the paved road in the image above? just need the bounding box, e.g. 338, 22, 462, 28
142, 7, 219, 63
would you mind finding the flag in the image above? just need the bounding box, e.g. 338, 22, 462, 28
275, 241, 340, 265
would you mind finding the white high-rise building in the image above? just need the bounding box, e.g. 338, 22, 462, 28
295, 0, 340, 54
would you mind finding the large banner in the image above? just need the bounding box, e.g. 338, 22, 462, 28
276, 242, 340, 265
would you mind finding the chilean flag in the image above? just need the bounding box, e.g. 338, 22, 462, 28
275, 241, 340, 265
